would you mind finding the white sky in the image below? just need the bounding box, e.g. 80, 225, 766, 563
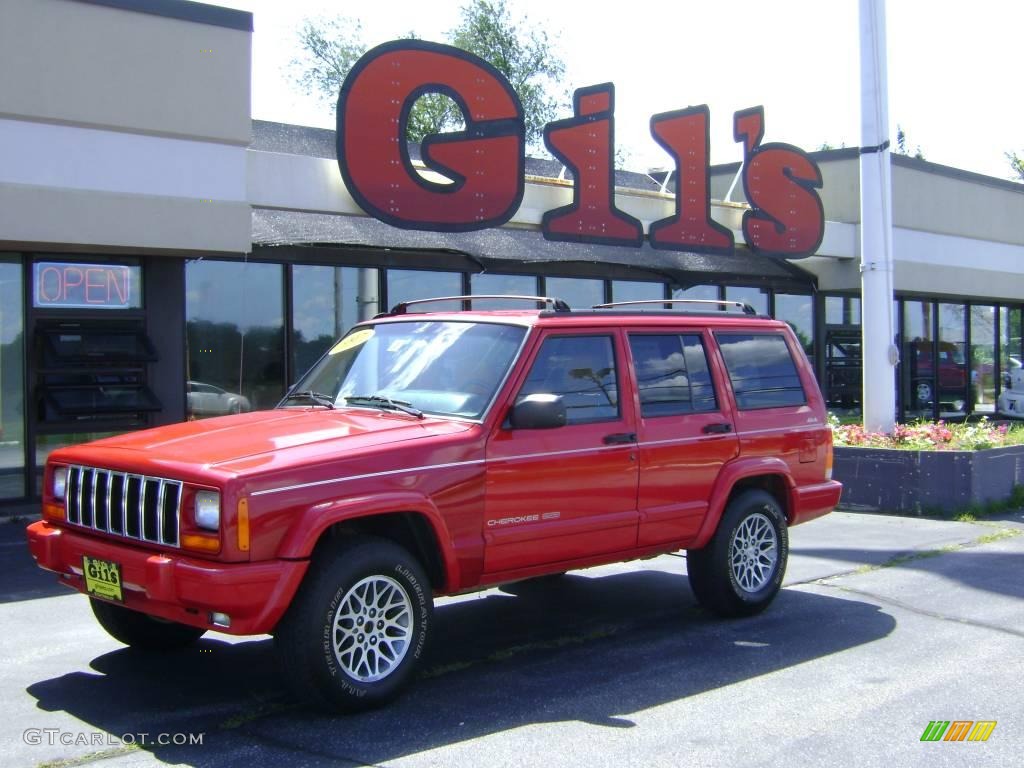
214, 0, 1023, 179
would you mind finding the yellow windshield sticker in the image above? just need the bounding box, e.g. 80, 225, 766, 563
329, 328, 374, 355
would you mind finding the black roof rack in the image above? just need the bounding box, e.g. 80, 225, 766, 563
592, 299, 758, 315
386, 295, 571, 315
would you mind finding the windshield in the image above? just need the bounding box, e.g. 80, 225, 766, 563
287, 320, 528, 420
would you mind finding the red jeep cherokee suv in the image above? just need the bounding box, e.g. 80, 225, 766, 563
27, 296, 841, 711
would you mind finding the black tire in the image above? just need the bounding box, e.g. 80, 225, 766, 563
90, 598, 206, 650
274, 536, 433, 713
686, 490, 789, 618
914, 380, 933, 408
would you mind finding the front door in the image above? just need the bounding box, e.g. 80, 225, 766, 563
483, 331, 639, 574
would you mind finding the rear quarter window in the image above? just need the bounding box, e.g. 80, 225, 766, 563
716, 332, 807, 410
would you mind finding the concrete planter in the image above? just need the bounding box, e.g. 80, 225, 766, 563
833, 444, 1024, 514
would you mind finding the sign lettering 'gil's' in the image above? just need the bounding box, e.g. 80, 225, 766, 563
337, 40, 825, 260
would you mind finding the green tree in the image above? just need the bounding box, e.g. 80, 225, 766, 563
448, 0, 565, 148
289, 0, 567, 149
290, 16, 366, 111
1006, 151, 1024, 181
895, 125, 925, 160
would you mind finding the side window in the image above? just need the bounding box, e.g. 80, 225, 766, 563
683, 335, 718, 412
518, 336, 619, 424
628, 334, 717, 417
716, 333, 807, 409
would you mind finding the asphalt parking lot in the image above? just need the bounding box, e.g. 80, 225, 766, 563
1, 509, 1021, 768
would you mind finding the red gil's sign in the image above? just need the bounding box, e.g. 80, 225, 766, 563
337, 40, 825, 259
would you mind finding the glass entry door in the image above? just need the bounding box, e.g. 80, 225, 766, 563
0, 258, 25, 499
903, 301, 935, 419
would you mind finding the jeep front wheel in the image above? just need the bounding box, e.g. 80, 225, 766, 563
274, 536, 433, 712
686, 489, 788, 617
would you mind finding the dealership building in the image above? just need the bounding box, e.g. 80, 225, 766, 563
2, 0, 1024, 507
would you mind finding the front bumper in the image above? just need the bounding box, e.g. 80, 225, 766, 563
26, 521, 308, 635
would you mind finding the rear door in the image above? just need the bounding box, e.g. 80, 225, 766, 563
714, 327, 824, 482
483, 329, 639, 574
627, 330, 739, 546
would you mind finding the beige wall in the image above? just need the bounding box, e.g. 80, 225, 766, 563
892, 163, 1024, 245
0, 0, 252, 255
712, 151, 1024, 299
713, 152, 1024, 241
0, 183, 250, 255
0, 0, 251, 144
711, 156, 863, 225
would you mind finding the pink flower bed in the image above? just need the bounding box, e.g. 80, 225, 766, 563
830, 417, 1023, 451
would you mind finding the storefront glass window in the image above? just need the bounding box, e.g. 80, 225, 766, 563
937, 303, 968, 417
545, 277, 604, 309
774, 293, 814, 357
293, 266, 379, 379
824, 295, 862, 411
1002, 307, 1023, 395
387, 270, 463, 312
470, 274, 538, 308
903, 300, 935, 418
611, 280, 664, 304
673, 285, 719, 301
186, 260, 286, 418
825, 296, 861, 325
970, 306, 997, 414
0, 258, 25, 499
725, 286, 768, 315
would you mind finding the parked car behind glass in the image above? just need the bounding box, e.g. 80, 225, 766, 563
186, 381, 251, 417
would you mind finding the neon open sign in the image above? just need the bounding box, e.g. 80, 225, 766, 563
33, 262, 140, 310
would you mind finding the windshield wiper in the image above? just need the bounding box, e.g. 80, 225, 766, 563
282, 390, 336, 409
344, 395, 424, 419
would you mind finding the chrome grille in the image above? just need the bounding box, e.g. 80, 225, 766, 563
65, 466, 181, 547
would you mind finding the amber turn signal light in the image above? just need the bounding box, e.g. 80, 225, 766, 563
237, 497, 250, 552
42, 501, 65, 521
181, 533, 220, 553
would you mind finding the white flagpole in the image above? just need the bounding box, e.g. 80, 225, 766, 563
859, 0, 897, 433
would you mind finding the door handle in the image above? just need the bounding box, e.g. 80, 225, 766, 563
603, 432, 637, 445
702, 422, 733, 434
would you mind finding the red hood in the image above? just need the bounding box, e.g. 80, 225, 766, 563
58, 408, 472, 474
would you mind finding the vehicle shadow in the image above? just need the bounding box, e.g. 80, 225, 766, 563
26, 569, 895, 767
0, 521, 69, 604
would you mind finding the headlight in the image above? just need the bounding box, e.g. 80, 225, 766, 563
194, 490, 221, 531
53, 467, 68, 501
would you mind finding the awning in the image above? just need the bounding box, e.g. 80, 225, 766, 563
251, 208, 816, 290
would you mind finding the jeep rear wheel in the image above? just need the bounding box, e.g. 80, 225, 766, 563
686, 490, 788, 617
274, 536, 432, 712
90, 598, 206, 650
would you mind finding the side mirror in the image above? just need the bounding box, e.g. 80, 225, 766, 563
509, 394, 567, 429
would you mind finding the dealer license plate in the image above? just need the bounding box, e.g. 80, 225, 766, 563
83, 555, 123, 602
